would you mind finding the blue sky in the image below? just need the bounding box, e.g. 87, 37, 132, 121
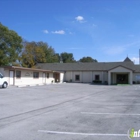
1, 0, 140, 63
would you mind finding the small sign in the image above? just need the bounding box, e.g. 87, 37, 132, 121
25, 72, 30, 76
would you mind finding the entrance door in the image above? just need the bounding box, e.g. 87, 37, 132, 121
42, 73, 46, 84
10, 71, 14, 85
53, 73, 60, 82
117, 74, 128, 84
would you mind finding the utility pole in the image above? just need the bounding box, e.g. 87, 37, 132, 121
139, 49, 140, 65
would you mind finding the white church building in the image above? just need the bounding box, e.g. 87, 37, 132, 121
37, 57, 140, 85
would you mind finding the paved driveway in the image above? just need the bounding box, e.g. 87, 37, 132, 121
0, 84, 140, 140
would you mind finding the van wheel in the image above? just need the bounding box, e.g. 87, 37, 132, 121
2, 82, 8, 88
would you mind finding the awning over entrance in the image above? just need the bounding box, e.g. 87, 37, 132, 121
110, 73, 129, 85
108, 66, 133, 85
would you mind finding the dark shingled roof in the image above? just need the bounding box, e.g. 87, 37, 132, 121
36, 61, 140, 72
134, 65, 140, 72
124, 57, 132, 62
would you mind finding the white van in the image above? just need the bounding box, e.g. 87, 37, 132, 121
0, 73, 8, 88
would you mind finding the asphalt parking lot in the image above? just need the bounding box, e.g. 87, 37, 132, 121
0, 83, 140, 140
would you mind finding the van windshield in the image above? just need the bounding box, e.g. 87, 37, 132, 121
0, 74, 3, 78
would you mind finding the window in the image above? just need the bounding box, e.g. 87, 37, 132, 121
16, 71, 21, 78
47, 73, 49, 78
33, 72, 39, 78
0, 73, 3, 78
136, 75, 140, 81
95, 75, 100, 80
75, 75, 80, 81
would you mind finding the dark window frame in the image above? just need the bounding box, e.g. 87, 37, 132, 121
95, 75, 100, 81
33, 72, 39, 79
75, 75, 80, 81
16, 71, 21, 79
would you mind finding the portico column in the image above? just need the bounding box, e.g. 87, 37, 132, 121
80, 71, 83, 83
129, 72, 133, 85
102, 71, 104, 83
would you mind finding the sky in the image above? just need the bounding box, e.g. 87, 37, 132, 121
1, 0, 140, 63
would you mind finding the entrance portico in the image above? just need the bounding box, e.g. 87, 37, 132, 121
108, 66, 133, 85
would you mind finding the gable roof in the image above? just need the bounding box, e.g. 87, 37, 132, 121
37, 61, 137, 72
108, 65, 134, 71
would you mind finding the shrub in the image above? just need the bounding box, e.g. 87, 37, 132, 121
104, 81, 108, 85
133, 81, 136, 84
92, 80, 102, 84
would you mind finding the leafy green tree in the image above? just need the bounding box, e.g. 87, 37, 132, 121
0, 23, 23, 66
44, 50, 60, 63
21, 42, 46, 68
79, 56, 97, 62
51, 53, 60, 63
21, 41, 60, 67
60, 52, 76, 63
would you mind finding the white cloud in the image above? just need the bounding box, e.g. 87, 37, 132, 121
75, 16, 87, 23
131, 57, 139, 64
52, 30, 65, 34
75, 16, 84, 21
43, 30, 49, 34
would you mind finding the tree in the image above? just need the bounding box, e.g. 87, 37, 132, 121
60, 52, 76, 63
45, 51, 60, 63
21, 41, 46, 68
21, 41, 60, 68
0, 23, 23, 66
79, 56, 97, 62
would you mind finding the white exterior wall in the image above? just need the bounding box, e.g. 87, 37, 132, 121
92, 71, 103, 81
103, 72, 108, 82
14, 70, 54, 86
15, 71, 41, 85
60, 73, 64, 83
65, 72, 72, 82
65, 71, 105, 83
45, 73, 54, 84
82, 71, 92, 83
0, 69, 55, 86
72, 71, 82, 82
